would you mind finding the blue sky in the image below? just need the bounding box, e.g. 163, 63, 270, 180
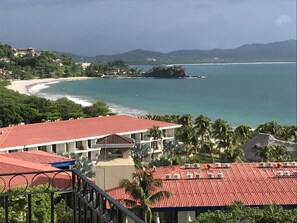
0, 0, 296, 56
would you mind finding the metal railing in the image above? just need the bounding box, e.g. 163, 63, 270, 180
0, 169, 144, 223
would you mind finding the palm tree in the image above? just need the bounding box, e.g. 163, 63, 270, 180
255, 121, 280, 137
147, 126, 163, 160
272, 145, 291, 161
194, 114, 212, 149
131, 143, 150, 166
200, 141, 216, 163
254, 145, 274, 162
175, 125, 196, 155
178, 114, 193, 127
220, 146, 244, 163
212, 119, 233, 152
234, 125, 252, 145
119, 167, 170, 223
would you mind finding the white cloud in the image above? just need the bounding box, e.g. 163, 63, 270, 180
275, 15, 292, 26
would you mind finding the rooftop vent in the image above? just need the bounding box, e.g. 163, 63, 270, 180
283, 162, 289, 167
184, 163, 191, 169
223, 163, 231, 168
283, 171, 290, 177
0, 131, 3, 135
259, 162, 265, 168
217, 173, 224, 178
214, 163, 221, 168
207, 173, 214, 178
186, 173, 193, 179
173, 174, 181, 179
276, 171, 283, 177
193, 163, 200, 168
165, 174, 171, 180
267, 162, 273, 168
194, 173, 201, 179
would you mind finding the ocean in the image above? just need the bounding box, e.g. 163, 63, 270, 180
31, 63, 296, 127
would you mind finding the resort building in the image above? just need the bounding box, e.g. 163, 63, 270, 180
13, 47, 36, 56
0, 115, 181, 161
107, 162, 297, 223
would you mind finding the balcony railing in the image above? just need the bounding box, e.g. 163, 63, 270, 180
0, 169, 144, 223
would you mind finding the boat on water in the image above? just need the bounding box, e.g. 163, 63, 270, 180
188, 75, 206, 79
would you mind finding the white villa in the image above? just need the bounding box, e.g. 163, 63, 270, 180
0, 115, 181, 161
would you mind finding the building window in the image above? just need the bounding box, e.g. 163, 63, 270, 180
76, 141, 84, 150
88, 140, 92, 148
38, 146, 46, 152
52, 144, 56, 153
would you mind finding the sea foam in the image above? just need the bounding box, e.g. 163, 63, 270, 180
66, 95, 93, 107
28, 81, 59, 94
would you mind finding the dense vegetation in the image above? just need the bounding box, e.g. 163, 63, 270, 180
138, 114, 297, 167
0, 81, 113, 127
0, 43, 144, 80
193, 201, 297, 223
85, 60, 143, 78
0, 43, 83, 79
144, 65, 187, 78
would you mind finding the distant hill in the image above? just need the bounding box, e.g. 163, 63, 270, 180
58, 40, 296, 65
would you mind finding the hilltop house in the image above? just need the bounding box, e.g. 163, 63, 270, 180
0, 115, 181, 161
107, 162, 297, 223
13, 48, 36, 57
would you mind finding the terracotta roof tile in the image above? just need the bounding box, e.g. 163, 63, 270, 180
107, 163, 297, 209
0, 151, 73, 164
0, 154, 71, 190
0, 115, 180, 149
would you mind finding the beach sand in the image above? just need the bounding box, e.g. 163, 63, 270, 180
6, 77, 93, 95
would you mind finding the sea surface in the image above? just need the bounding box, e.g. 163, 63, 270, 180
32, 63, 296, 127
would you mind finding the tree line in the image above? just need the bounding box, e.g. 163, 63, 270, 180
0, 43, 144, 80
137, 114, 296, 166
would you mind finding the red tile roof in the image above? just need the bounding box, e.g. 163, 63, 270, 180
107, 163, 297, 209
0, 115, 180, 149
0, 152, 71, 190
0, 151, 73, 164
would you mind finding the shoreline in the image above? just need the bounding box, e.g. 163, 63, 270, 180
6, 76, 94, 96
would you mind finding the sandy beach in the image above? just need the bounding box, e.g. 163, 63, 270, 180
6, 77, 93, 96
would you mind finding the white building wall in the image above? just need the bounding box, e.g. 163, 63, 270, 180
56, 143, 66, 154
28, 147, 38, 151
46, 145, 52, 153
67, 142, 75, 153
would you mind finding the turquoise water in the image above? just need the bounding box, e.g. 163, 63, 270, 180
38, 63, 296, 127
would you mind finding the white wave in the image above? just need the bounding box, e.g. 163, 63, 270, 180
28, 83, 50, 94
66, 95, 93, 106
28, 81, 60, 94
107, 103, 148, 116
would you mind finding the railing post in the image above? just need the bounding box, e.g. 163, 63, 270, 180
51, 192, 55, 223
72, 170, 77, 223
28, 194, 32, 223
4, 196, 8, 223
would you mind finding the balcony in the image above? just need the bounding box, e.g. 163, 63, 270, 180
0, 169, 144, 223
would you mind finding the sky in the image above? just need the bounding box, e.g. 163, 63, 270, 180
0, 0, 296, 56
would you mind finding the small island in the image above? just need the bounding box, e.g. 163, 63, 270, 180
144, 65, 188, 78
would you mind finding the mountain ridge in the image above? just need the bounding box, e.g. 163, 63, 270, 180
57, 39, 296, 65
